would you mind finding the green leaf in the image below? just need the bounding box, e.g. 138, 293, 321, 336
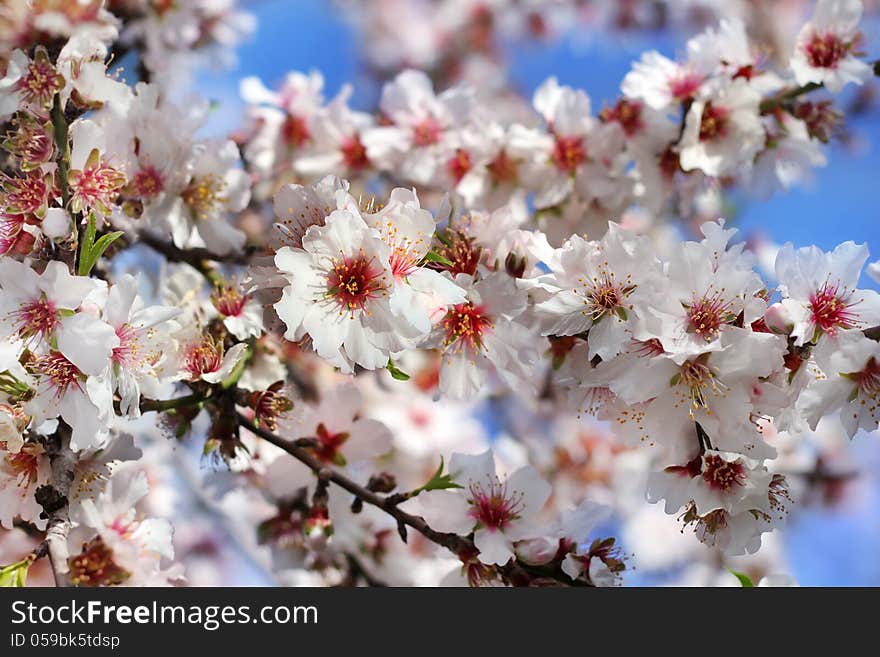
0, 558, 31, 587
726, 568, 754, 587
415, 457, 463, 494
422, 250, 454, 267
78, 213, 124, 276
386, 360, 410, 381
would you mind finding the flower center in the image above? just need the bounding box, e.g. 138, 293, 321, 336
6, 445, 40, 487
282, 114, 311, 147
698, 103, 729, 142
442, 302, 493, 353
341, 135, 369, 170
579, 270, 635, 322
428, 229, 481, 277
17, 54, 65, 107
326, 255, 388, 313
551, 135, 586, 173
447, 148, 472, 184
701, 454, 746, 491
112, 323, 140, 367
669, 72, 703, 100
182, 173, 228, 221
12, 296, 57, 341
212, 285, 248, 318
685, 290, 736, 340
36, 352, 83, 397
674, 358, 725, 414
183, 338, 224, 379
313, 422, 349, 465
68, 536, 131, 587
467, 476, 524, 530
69, 150, 126, 217
487, 149, 518, 184
809, 281, 860, 336
412, 117, 442, 147
131, 166, 165, 200
805, 32, 849, 69
3, 172, 50, 215
602, 99, 644, 137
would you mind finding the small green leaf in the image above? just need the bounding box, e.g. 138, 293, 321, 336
78, 214, 124, 276
615, 307, 628, 321
416, 457, 463, 494
386, 360, 410, 381
726, 568, 754, 587
422, 250, 454, 267
0, 558, 32, 587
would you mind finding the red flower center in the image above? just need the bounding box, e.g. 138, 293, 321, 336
37, 352, 83, 397
551, 135, 586, 173
602, 99, 644, 137
698, 103, 729, 142
314, 422, 349, 465
12, 296, 57, 341
412, 117, 442, 146
183, 338, 223, 379
327, 255, 388, 312
468, 477, 524, 530
341, 134, 369, 170
809, 281, 860, 336
447, 148, 472, 183
487, 149, 518, 184
701, 454, 747, 491
686, 290, 736, 340
805, 32, 848, 69
131, 166, 165, 199
282, 114, 311, 147
442, 302, 493, 353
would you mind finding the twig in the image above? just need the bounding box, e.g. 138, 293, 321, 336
237, 412, 473, 555
37, 423, 77, 588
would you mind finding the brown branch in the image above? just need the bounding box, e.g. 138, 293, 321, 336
135, 230, 257, 284
36, 422, 77, 587
237, 412, 473, 556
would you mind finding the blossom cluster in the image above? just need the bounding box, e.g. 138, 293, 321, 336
0, 0, 878, 587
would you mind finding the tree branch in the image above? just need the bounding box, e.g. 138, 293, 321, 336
37, 423, 77, 588
236, 412, 473, 556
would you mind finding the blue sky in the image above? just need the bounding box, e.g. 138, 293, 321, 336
198, 0, 880, 585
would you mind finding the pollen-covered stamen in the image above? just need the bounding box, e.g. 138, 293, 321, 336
412, 116, 442, 147
36, 352, 84, 397
111, 323, 141, 368
130, 165, 165, 200
68, 536, 131, 587
701, 454, 747, 491
551, 135, 587, 173
313, 422, 349, 465
2, 172, 50, 215
467, 476, 524, 530
851, 357, 880, 397
809, 280, 860, 335
183, 337, 224, 379
678, 502, 728, 545
69, 149, 126, 216
767, 474, 792, 518
601, 98, 644, 137
685, 289, 737, 340
442, 302, 493, 353
698, 102, 730, 142
633, 337, 665, 358
16, 49, 65, 108
427, 229, 481, 277
805, 32, 849, 69
11, 296, 58, 341
211, 285, 248, 318
6, 444, 41, 488
3, 116, 53, 169
326, 254, 388, 313
248, 381, 293, 432
673, 357, 726, 414
282, 114, 311, 147
341, 134, 369, 170
181, 173, 228, 221
578, 268, 635, 322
